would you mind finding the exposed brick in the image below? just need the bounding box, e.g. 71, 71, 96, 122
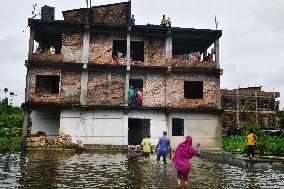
166, 59, 217, 69
91, 3, 129, 25
62, 32, 83, 63
30, 53, 63, 62
63, 9, 86, 23
60, 69, 81, 104
88, 72, 125, 106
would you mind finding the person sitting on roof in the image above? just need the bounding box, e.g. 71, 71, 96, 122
167, 17, 171, 27
160, 15, 167, 27
130, 15, 135, 26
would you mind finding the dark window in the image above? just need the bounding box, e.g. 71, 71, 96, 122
184, 81, 203, 99
240, 114, 247, 122
35, 75, 60, 94
112, 40, 144, 61
172, 118, 184, 136
130, 41, 144, 61
239, 99, 246, 106
225, 114, 233, 122
113, 40, 127, 58
129, 79, 143, 89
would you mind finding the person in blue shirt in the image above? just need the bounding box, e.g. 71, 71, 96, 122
156, 131, 171, 164
130, 15, 135, 26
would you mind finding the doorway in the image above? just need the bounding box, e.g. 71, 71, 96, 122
128, 118, 150, 145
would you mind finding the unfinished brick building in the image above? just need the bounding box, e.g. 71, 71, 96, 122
22, 2, 222, 149
221, 87, 280, 132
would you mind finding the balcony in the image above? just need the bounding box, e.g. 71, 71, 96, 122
166, 59, 217, 69
30, 53, 63, 63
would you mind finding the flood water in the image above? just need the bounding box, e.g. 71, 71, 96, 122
0, 151, 284, 189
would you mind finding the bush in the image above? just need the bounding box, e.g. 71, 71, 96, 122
0, 137, 21, 152
223, 123, 284, 156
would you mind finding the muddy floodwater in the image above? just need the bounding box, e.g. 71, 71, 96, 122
0, 151, 284, 188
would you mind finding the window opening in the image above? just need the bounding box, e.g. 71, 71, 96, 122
35, 75, 60, 94
184, 81, 203, 99
172, 118, 184, 136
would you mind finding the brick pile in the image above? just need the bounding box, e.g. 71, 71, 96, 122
60, 69, 81, 104
62, 32, 83, 63
26, 133, 74, 148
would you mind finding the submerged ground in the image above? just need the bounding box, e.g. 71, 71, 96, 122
0, 150, 284, 188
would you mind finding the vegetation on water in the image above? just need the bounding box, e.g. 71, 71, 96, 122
0, 98, 23, 152
223, 123, 284, 156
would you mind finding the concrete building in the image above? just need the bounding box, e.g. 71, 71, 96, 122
22, 2, 222, 149
221, 87, 280, 133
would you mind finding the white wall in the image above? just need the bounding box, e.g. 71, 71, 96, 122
60, 109, 168, 145
168, 113, 222, 150
60, 109, 125, 145
31, 109, 60, 137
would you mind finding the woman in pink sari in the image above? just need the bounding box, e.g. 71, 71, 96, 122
172, 136, 200, 188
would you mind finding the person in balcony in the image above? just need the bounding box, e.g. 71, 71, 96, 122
195, 52, 201, 61
135, 88, 143, 106
189, 52, 196, 61
128, 85, 135, 106
160, 15, 167, 27
48, 46, 55, 55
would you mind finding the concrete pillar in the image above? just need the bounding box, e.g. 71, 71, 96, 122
28, 28, 35, 59
125, 31, 131, 106
236, 88, 240, 126
80, 32, 90, 105
123, 114, 128, 145
255, 91, 258, 123
214, 39, 220, 68
21, 110, 30, 150
107, 72, 112, 101
165, 36, 172, 59
217, 78, 221, 109
126, 32, 131, 65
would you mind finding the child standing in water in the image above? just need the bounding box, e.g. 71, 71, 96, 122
172, 136, 200, 188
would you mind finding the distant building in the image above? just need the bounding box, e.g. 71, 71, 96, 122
221, 87, 280, 133
22, 2, 222, 149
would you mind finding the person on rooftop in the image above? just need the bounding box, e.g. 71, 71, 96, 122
160, 15, 167, 27
130, 15, 135, 26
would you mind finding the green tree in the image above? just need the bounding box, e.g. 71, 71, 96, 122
0, 98, 23, 137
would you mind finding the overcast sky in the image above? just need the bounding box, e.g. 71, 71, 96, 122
0, 0, 283, 108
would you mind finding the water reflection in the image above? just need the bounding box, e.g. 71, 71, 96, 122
0, 151, 283, 188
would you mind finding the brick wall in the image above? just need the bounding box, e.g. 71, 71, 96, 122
165, 74, 218, 108
62, 3, 129, 25
166, 59, 217, 69
62, 32, 84, 63
143, 74, 166, 107
63, 9, 86, 23
60, 69, 81, 104
88, 71, 125, 106
89, 34, 123, 64
131, 73, 218, 108
28, 67, 61, 104
91, 3, 128, 25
